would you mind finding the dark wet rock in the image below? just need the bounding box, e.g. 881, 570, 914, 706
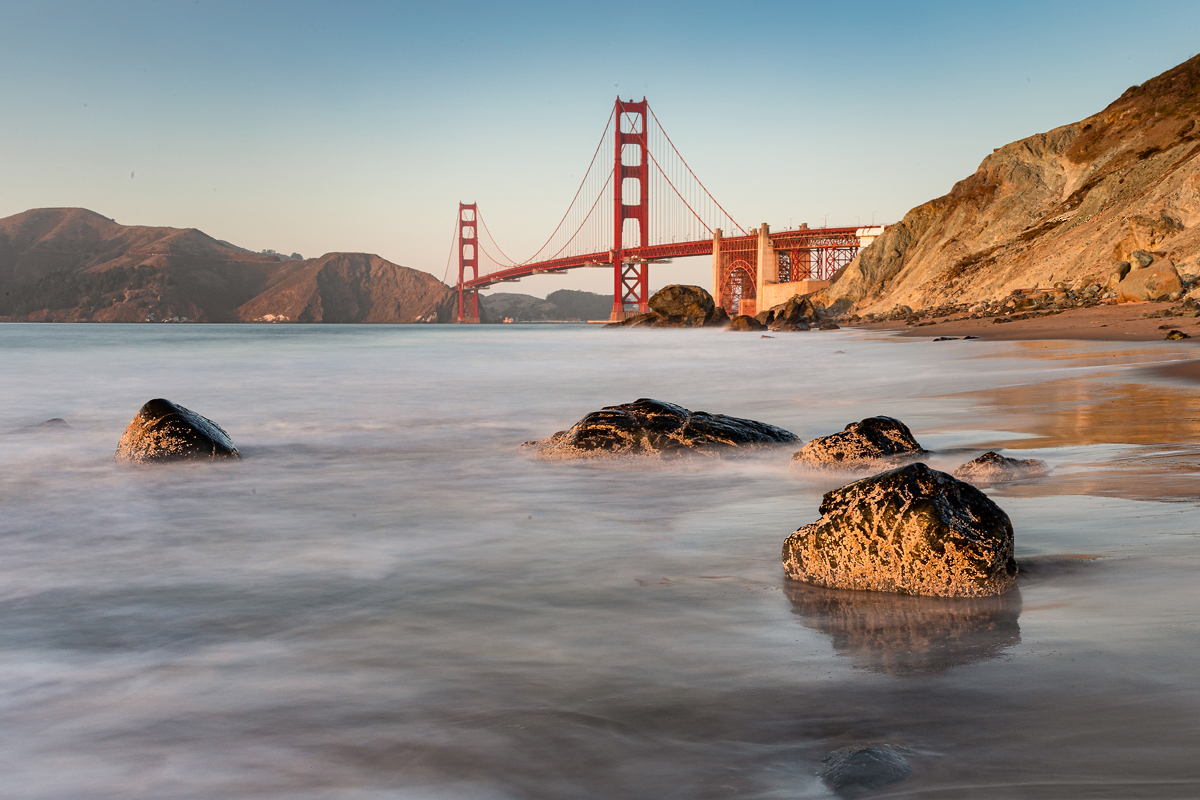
953, 451, 1049, 483
963, 335, 979, 339
727, 314, 767, 331
782, 463, 1019, 597
819, 322, 840, 330
754, 309, 775, 326
792, 416, 925, 469
819, 745, 912, 796
760, 334, 774, 339
114, 399, 240, 464
525, 398, 798, 459
1166, 329, 1191, 340
786, 580, 1021, 674
770, 320, 811, 332
932, 336, 959, 341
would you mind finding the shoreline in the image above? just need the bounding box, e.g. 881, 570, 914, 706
845, 300, 1200, 343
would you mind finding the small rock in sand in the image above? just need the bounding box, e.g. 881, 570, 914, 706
953, 451, 1049, 483
1166, 329, 1191, 340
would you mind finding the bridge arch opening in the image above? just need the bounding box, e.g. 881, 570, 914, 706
723, 261, 756, 316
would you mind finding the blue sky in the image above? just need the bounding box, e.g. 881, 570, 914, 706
3, 0, 1199, 296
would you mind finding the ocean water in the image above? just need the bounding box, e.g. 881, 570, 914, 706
1, 323, 1199, 799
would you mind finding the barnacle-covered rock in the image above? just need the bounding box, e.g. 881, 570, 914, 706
782, 463, 1018, 597
114, 399, 240, 463
953, 451, 1049, 484
526, 398, 797, 459
792, 416, 926, 469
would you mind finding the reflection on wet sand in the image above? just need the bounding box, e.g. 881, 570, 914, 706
945, 377, 1200, 450
785, 580, 1022, 674
935, 374, 1200, 501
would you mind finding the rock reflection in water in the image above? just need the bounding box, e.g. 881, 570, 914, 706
785, 580, 1022, 674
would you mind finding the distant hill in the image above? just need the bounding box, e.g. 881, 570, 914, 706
823, 54, 1200, 313
236, 252, 455, 323
481, 289, 611, 322
0, 208, 453, 322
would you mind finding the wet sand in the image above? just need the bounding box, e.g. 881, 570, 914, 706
855, 301, 1200, 342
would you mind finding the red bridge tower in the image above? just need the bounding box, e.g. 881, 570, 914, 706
612, 98, 649, 322
457, 202, 480, 323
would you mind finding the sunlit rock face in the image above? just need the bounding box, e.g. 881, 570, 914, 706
792, 416, 926, 470
783, 463, 1018, 597
114, 399, 240, 463
785, 580, 1022, 674
525, 398, 798, 459
953, 451, 1050, 484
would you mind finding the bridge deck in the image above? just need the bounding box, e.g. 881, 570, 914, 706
463, 226, 862, 290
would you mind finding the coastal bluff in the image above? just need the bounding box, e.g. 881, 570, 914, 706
821, 54, 1200, 316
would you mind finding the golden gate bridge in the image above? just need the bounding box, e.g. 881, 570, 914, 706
454, 98, 883, 322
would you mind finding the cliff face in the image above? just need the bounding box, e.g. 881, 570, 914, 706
825, 55, 1200, 313
0, 208, 452, 322
235, 252, 454, 323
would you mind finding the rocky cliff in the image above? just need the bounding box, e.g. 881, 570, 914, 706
0, 208, 453, 322
824, 55, 1200, 314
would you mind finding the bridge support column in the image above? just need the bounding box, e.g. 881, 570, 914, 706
610, 259, 648, 321
711, 228, 722, 308
756, 223, 776, 314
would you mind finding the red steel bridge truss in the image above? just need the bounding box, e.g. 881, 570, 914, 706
454, 98, 870, 322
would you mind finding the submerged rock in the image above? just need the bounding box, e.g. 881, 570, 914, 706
114, 399, 241, 463
953, 451, 1049, 483
782, 463, 1018, 597
819, 745, 912, 795
526, 398, 798, 459
727, 314, 767, 332
792, 416, 926, 469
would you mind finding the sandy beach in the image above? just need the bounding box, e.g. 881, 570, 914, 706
853, 300, 1200, 343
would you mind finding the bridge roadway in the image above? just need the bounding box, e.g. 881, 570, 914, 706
461, 226, 863, 291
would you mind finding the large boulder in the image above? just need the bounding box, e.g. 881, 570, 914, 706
1116, 264, 1182, 302
727, 314, 767, 331
782, 463, 1018, 597
953, 451, 1049, 483
647, 284, 715, 326
792, 416, 925, 469
525, 398, 798, 459
114, 399, 241, 463
606, 285, 723, 328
